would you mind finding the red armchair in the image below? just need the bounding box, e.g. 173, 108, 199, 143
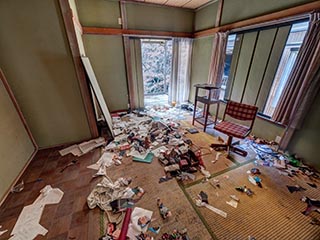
211, 100, 258, 157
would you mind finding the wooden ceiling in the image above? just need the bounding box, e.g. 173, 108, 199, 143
132, 0, 215, 9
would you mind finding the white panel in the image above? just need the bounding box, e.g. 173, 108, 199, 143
81, 57, 114, 137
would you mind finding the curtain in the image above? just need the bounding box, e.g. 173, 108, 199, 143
169, 38, 193, 104
123, 37, 144, 109
272, 12, 320, 149
207, 32, 228, 99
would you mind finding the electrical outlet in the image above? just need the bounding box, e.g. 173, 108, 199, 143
275, 136, 281, 144
118, 17, 122, 25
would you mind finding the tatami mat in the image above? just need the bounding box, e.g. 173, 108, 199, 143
185, 163, 320, 240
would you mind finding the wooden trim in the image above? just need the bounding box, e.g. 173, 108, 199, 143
58, 0, 99, 138
120, 1, 128, 30
195, 1, 320, 37
0, 69, 38, 149
215, 0, 224, 27
83, 27, 193, 38
0, 148, 38, 206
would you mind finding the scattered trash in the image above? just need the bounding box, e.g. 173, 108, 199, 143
307, 182, 317, 188
287, 185, 306, 193
10, 185, 64, 239
187, 128, 199, 134
160, 228, 190, 240
60, 159, 78, 173
127, 207, 153, 239
226, 195, 239, 208
157, 198, 172, 219
11, 180, 24, 193
226, 199, 238, 208
248, 236, 256, 240
148, 226, 161, 234
250, 168, 261, 175
87, 176, 136, 211
195, 199, 227, 218
209, 179, 220, 189
198, 191, 209, 204
230, 195, 240, 202
248, 175, 262, 188
0, 226, 8, 236
59, 137, 106, 157
300, 196, 320, 215
236, 186, 254, 196
310, 218, 320, 226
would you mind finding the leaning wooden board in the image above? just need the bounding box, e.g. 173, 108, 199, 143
81, 57, 114, 137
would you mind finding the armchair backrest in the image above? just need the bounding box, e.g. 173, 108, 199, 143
223, 100, 258, 129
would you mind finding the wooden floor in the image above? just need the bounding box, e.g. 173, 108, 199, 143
1, 125, 319, 239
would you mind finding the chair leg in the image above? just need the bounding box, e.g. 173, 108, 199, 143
211, 136, 248, 158
226, 136, 233, 158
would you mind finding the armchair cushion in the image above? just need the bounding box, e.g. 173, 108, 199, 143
214, 121, 250, 139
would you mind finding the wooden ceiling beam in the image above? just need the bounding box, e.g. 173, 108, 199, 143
82, 27, 194, 38
195, 1, 320, 38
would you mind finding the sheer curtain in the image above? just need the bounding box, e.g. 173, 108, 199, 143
169, 38, 193, 104
207, 32, 228, 99
272, 12, 320, 149
123, 37, 144, 109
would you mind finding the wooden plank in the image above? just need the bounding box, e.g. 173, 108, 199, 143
215, 0, 224, 27
195, 1, 320, 38
81, 57, 114, 137
83, 27, 194, 38
58, 0, 99, 138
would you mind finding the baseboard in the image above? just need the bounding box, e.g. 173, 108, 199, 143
0, 147, 38, 207
38, 137, 95, 151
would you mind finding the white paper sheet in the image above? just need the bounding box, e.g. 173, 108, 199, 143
127, 207, 153, 239
10, 185, 64, 240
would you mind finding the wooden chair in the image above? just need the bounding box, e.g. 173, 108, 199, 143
211, 100, 258, 157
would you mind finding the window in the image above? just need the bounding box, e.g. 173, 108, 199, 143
263, 21, 308, 117
220, 34, 236, 99
222, 20, 309, 122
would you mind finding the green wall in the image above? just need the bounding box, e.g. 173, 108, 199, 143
194, 2, 219, 31
189, 36, 213, 102
288, 90, 320, 170
125, 2, 194, 32
0, 0, 91, 148
221, 0, 316, 25
83, 35, 128, 111
77, 0, 121, 28
0, 79, 35, 201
